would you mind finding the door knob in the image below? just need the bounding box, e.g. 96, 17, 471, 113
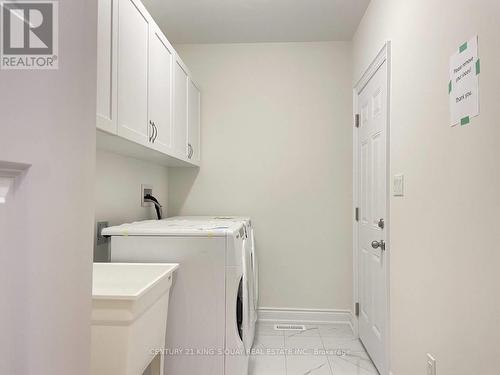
371, 240, 386, 251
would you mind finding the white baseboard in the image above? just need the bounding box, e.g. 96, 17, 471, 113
258, 307, 354, 327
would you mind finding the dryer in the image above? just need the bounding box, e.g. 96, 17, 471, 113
102, 220, 251, 375
167, 216, 258, 347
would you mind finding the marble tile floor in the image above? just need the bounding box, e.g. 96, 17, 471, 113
249, 322, 378, 375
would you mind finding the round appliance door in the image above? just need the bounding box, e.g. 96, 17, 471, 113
236, 276, 244, 342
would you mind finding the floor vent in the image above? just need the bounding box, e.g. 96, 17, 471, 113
274, 324, 306, 331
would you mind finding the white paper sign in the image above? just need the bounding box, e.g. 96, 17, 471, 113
449, 36, 480, 126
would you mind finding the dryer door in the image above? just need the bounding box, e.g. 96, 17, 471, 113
249, 228, 258, 314
236, 276, 244, 341
225, 266, 249, 375
241, 238, 255, 350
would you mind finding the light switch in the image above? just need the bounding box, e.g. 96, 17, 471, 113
393, 174, 404, 196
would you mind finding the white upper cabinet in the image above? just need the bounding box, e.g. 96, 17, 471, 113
148, 24, 174, 154
117, 0, 150, 146
96, 0, 118, 134
173, 59, 188, 159
188, 79, 201, 163
96, 0, 200, 167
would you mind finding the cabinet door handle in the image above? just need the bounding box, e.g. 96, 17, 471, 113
152, 122, 158, 143
148, 120, 153, 142
188, 143, 193, 159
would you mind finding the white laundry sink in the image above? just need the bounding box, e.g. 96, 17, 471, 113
91, 263, 179, 375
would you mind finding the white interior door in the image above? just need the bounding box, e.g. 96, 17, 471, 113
356, 55, 389, 375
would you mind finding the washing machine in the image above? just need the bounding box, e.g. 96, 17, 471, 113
167, 216, 258, 347
102, 219, 251, 375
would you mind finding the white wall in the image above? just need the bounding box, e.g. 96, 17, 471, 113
169, 42, 353, 311
353, 1, 500, 374
95, 150, 169, 225
0, 1, 97, 374
94, 150, 169, 260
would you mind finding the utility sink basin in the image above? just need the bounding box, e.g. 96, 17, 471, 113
91, 263, 179, 375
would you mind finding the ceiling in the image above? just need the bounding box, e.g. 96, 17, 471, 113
141, 0, 371, 44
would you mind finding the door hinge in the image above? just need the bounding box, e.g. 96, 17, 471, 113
354, 114, 360, 128
355, 302, 360, 317
355, 207, 359, 222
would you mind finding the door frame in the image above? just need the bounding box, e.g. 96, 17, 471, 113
352, 41, 391, 375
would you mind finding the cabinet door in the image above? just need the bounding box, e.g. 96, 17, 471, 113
187, 79, 201, 163
117, 0, 150, 145
148, 24, 174, 154
96, 0, 118, 134
173, 59, 188, 159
